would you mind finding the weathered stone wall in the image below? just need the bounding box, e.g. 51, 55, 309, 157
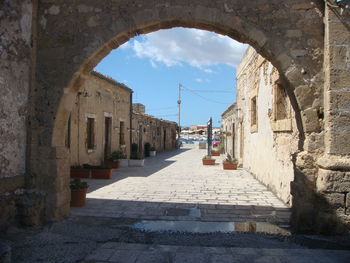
132, 112, 177, 155
69, 71, 132, 166
233, 47, 299, 205
313, 4, 350, 232
0, 0, 46, 229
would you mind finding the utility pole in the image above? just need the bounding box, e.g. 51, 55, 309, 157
177, 83, 182, 139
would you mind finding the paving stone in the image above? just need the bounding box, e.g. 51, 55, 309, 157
72, 146, 290, 223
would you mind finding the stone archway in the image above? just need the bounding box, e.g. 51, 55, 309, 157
28, 0, 349, 233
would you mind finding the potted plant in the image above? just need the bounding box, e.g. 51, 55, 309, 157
91, 165, 113, 179
70, 164, 91, 178
150, 146, 156, 157
129, 143, 145, 167
144, 142, 151, 157
106, 150, 124, 168
118, 150, 128, 168
211, 148, 220, 156
222, 154, 238, 170
202, 155, 215, 165
70, 178, 88, 207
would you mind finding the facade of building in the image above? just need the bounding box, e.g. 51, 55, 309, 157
132, 106, 178, 157
69, 71, 132, 166
221, 103, 237, 158
222, 47, 299, 205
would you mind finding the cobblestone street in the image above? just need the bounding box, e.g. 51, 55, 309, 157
72, 145, 290, 224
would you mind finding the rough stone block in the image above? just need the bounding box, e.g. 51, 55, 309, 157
294, 85, 315, 110
328, 91, 350, 111
328, 21, 350, 45
329, 69, 350, 91
0, 176, 25, 195
330, 45, 349, 70
346, 194, 350, 213
286, 29, 302, 38
301, 108, 321, 133
324, 193, 345, 209
328, 130, 350, 155
304, 132, 324, 153
316, 169, 350, 192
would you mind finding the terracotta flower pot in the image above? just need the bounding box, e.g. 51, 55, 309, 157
70, 168, 90, 178
223, 162, 237, 170
91, 169, 112, 179
70, 188, 87, 207
202, 159, 215, 165
107, 160, 120, 169
211, 151, 220, 156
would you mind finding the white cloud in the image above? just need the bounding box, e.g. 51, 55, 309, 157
195, 78, 203, 83
128, 28, 247, 70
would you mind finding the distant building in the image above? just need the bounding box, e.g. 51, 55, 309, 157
132, 105, 177, 157
132, 103, 146, 114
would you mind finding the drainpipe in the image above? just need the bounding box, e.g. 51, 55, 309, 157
129, 91, 133, 158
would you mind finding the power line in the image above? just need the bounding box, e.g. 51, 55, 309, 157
147, 106, 177, 111
181, 85, 233, 105
155, 114, 178, 117
188, 90, 233, 93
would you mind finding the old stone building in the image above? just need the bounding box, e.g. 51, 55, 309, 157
1, 0, 349, 234
222, 47, 299, 205
69, 71, 132, 166
132, 108, 177, 157
221, 103, 237, 158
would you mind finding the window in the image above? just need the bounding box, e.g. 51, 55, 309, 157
65, 114, 71, 149
251, 96, 257, 127
120, 121, 125, 145
274, 83, 289, 121
87, 117, 95, 151
271, 80, 292, 132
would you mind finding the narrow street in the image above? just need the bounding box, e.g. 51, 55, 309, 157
72, 145, 290, 224
5, 145, 350, 262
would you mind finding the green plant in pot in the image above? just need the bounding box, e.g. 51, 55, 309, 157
211, 147, 220, 156
202, 155, 215, 165
129, 143, 145, 166
106, 150, 124, 168
150, 145, 156, 157
91, 164, 113, 179
70, 164, 90, 178
144, 142, 151, 157
222, 154, 238, 170
70, 178, 89, 207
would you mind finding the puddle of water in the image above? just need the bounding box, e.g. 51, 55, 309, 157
132, 220, 290, 235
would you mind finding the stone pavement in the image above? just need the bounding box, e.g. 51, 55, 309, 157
72, 145, 290, 224
84, 242, 350, 263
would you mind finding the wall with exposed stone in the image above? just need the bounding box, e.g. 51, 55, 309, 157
0, 0, 45, 229
228, 47, 299, 205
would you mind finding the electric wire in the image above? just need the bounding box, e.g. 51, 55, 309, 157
181, 84, 233, 105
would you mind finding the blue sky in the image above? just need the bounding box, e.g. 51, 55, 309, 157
95, 28, 247, 127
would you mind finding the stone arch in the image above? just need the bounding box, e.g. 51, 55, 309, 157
31, 0, 334, 232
